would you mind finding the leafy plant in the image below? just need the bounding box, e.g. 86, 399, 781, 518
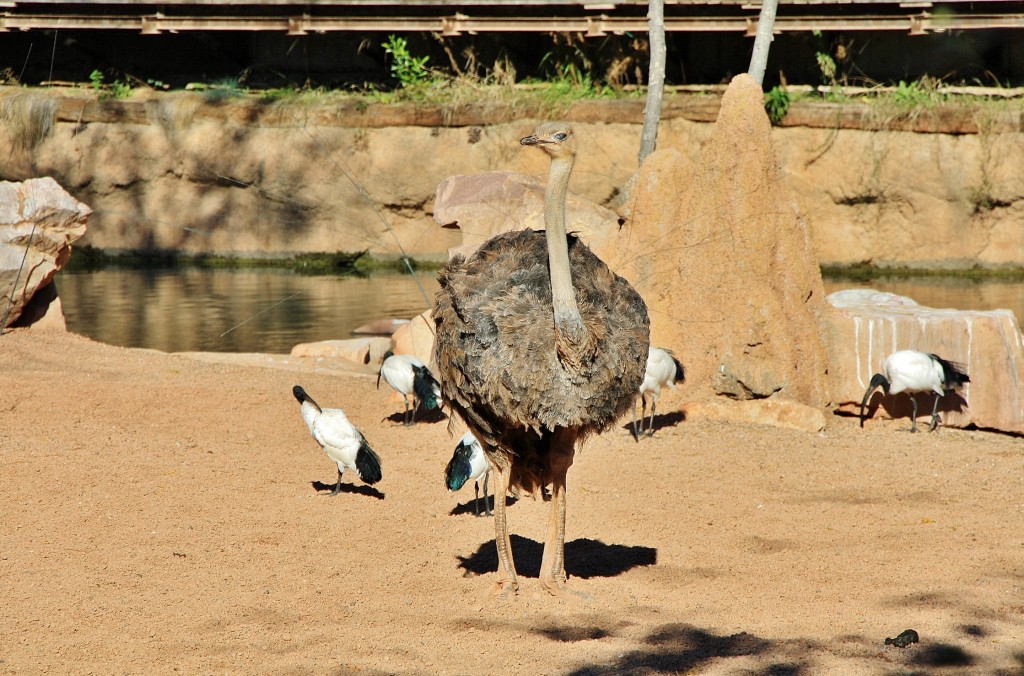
89, 69, 131, 100
110, 80, 132, 99
382, 35, 430, 88
815, 51, 837, 87
891, 79, 934, 107
764, 86, 791, 124
89, 69, 104, 92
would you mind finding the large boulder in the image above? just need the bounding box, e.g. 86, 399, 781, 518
607, 74, 833, 412
389, 310, 435, 367
0, 177, 89, 330
290, 337, 392, 366
829, 289, 1024, 433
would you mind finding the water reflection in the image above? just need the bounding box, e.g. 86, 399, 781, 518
57, 268, 1024, 354
58, 269, 438, 354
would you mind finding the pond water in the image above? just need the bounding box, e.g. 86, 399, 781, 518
55, 268, 1024, 354
57, 269, 438, 354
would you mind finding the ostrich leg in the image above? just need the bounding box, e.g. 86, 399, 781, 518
487, 461, 519, 599
540, 430, 586, 598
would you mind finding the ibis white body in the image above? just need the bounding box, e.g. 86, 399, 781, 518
633, 347, 685, 440
880, 350, 951, 396
293, 385, 382, 489
860, 349, 970, 433
377, 351, 441, 424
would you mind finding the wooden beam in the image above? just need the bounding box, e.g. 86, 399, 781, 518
5, 10, 1024, 33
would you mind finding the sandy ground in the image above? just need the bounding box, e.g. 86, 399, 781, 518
1, 327, 1022, 675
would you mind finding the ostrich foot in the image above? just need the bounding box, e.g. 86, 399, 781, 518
539, 576, 592, 601
477, 578, 518, 609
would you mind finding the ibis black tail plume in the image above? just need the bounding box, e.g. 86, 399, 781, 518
672, 355, 685, 384
932, 354, 970, 390
413, 364, 441, 411
355, 435, 383, 485
859, 373, 890, 427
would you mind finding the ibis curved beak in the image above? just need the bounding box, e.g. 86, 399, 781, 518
859, 373, 890, 428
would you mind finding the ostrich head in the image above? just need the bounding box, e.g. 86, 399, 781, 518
520, 123, 576, 161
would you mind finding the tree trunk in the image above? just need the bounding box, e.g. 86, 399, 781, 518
638, 0, 666, 165
747, 0, 780, 86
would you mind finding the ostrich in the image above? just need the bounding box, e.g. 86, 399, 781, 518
859, 350, 970, 433
432, 122, 650, 599
633, 346, 685, 441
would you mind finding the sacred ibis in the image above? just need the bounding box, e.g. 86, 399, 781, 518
859, 349, 970, 433
376, 350, 442, 425
444, 432, 491, 516
292, 385, 382, 492
633, 347, 685, 441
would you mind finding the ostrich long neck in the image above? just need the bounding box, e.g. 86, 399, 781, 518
544, 154, 586, 341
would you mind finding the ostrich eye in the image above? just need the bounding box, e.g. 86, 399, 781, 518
553, 132, 567, 141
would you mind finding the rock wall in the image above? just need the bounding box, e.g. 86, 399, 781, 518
1, 87, 1023, 268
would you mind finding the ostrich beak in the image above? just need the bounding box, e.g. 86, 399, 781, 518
520, 135, 543, 146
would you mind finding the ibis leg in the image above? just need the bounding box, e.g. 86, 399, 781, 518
326, 468, 343, 496
483, 470, 492, 517
929, 394, 942, 432
647, 397, 657, 437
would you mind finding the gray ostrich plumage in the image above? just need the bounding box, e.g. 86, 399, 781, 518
433, 121, 650, 599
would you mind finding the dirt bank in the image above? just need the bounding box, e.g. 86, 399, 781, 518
2, 87, 1023, 269
1, 327, 1021, 673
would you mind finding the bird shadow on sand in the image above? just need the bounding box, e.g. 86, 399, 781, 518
310, 480, 385, 500
381, 407, 448, 426
448, 494, 518, 517
457, 535, 656, 579
623, 411, 687, 439
859, 391, 969, 429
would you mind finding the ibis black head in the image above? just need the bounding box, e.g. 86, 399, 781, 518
292, 385, 307, 402
859, 373, 891, 427
376, 350, 395, 389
